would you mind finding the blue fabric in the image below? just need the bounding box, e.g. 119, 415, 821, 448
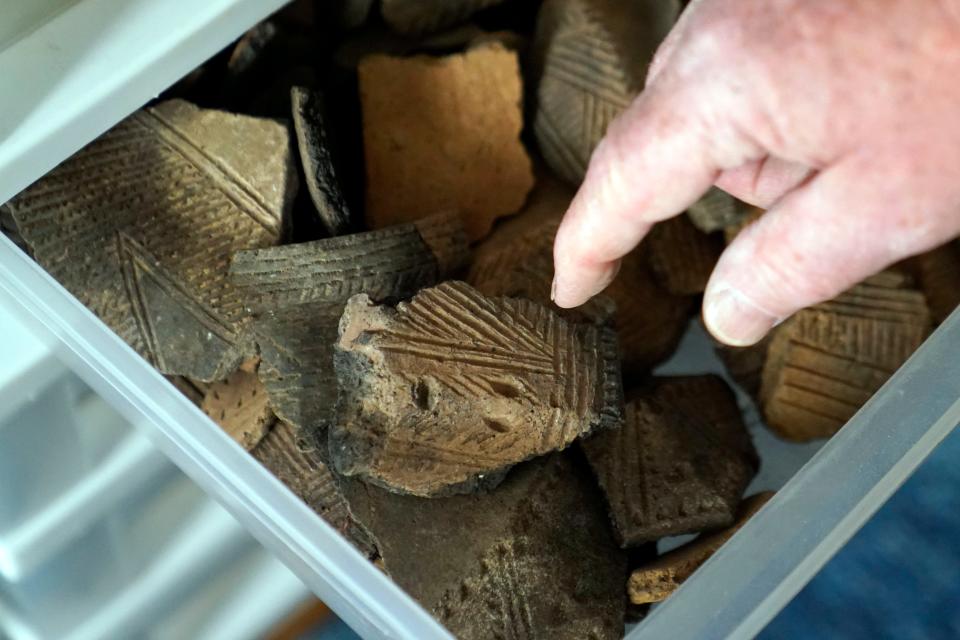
761, 423, 960, 639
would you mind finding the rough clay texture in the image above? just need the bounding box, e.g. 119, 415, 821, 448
4, 99, 297, 382
760, 271, 931, 441
582, 377, 757, 546
381, 0, 507, 35
360, 43, 534, 241
229, 213, 467, 450
468, 177, 694, 372
202, 359, 274, 450
331, 281, 624, 497
686, 187, 752, 234
342, 453, 627, 640
644, 215, 723, 296
252, 420, 376, 556
628, 492, 774, 604
909, 240, 960, 324
532, 0, 679, 185
291, 86, 353, 236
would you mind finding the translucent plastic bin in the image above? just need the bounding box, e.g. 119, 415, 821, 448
2, 2, 960, 639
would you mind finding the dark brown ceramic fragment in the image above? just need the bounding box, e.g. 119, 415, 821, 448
201, 359, 273, 450
331, 281, 624, 497
628, 492, 774, 604
229, 214, 468, 449
909, 240, 960, 324
760, 271, 931, 441
380, 0, 507, 36
650, 375, 758, 468
5, 99, 297, 382
686, 187, 752, 234
252, 420, 376, 556
342, 453, 627, 640
581, 383, 756, 547
291, 86, 353, 236
644, 215, 723, 295
531, 0, 678, 185
359, 43, 534, 241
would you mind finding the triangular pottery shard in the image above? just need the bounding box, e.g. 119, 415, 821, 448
628, 492, 774, 605
531, 0, 679, 185
581, 377, 757, 547
381, 0, 507, 36
4, 99, 297, 381
229, 213, 468, 449
360, 42, 535, 241
341, 453, 627, 640
252, 420, 376, 557
291, 86, 352, 236
760, 271, 931, 442
331, 281, 624, 497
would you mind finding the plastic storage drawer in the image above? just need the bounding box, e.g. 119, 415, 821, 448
2, 2, 960, 639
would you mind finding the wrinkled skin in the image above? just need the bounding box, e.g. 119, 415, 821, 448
552, 0, 960, 345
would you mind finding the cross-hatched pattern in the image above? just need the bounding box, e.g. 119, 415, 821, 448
4, 100, 293, 381
252, 420, 374, 555
332, 281, 624, 497
533, 0, 678, 185
761, 272, 931, 441
581, 396, 755, 546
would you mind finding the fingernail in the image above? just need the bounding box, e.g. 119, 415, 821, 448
550, 275, 558, 302
703, 287, 778, 347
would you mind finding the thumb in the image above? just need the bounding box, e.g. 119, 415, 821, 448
704, 151, 941, 346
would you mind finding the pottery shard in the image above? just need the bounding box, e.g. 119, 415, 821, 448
644, 215, 723, 296
531, 0, 678, 185
291, 87, 353, 236
201, 360, 273, 450
252, 420, 376, 556
650, 375, 759, 469
686, 187, 753, 234
359, 43, 534, 241
4, 99, 297, 381
331, 281, 624, 497
628, 492, 774, 604
581, 378, 757, 547
760, 271, 931, 442
468, 177, 694, 372
341, 453, 627, 640
909, 240, 960, 324
381, 0, 507, 36
230, 213, 467, 449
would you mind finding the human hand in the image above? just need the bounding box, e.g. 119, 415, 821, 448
551, 0, 960, 345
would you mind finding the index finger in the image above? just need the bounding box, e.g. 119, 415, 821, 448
551, 74, 759, 308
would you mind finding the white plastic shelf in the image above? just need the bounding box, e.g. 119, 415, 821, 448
0, 293, 311, 640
